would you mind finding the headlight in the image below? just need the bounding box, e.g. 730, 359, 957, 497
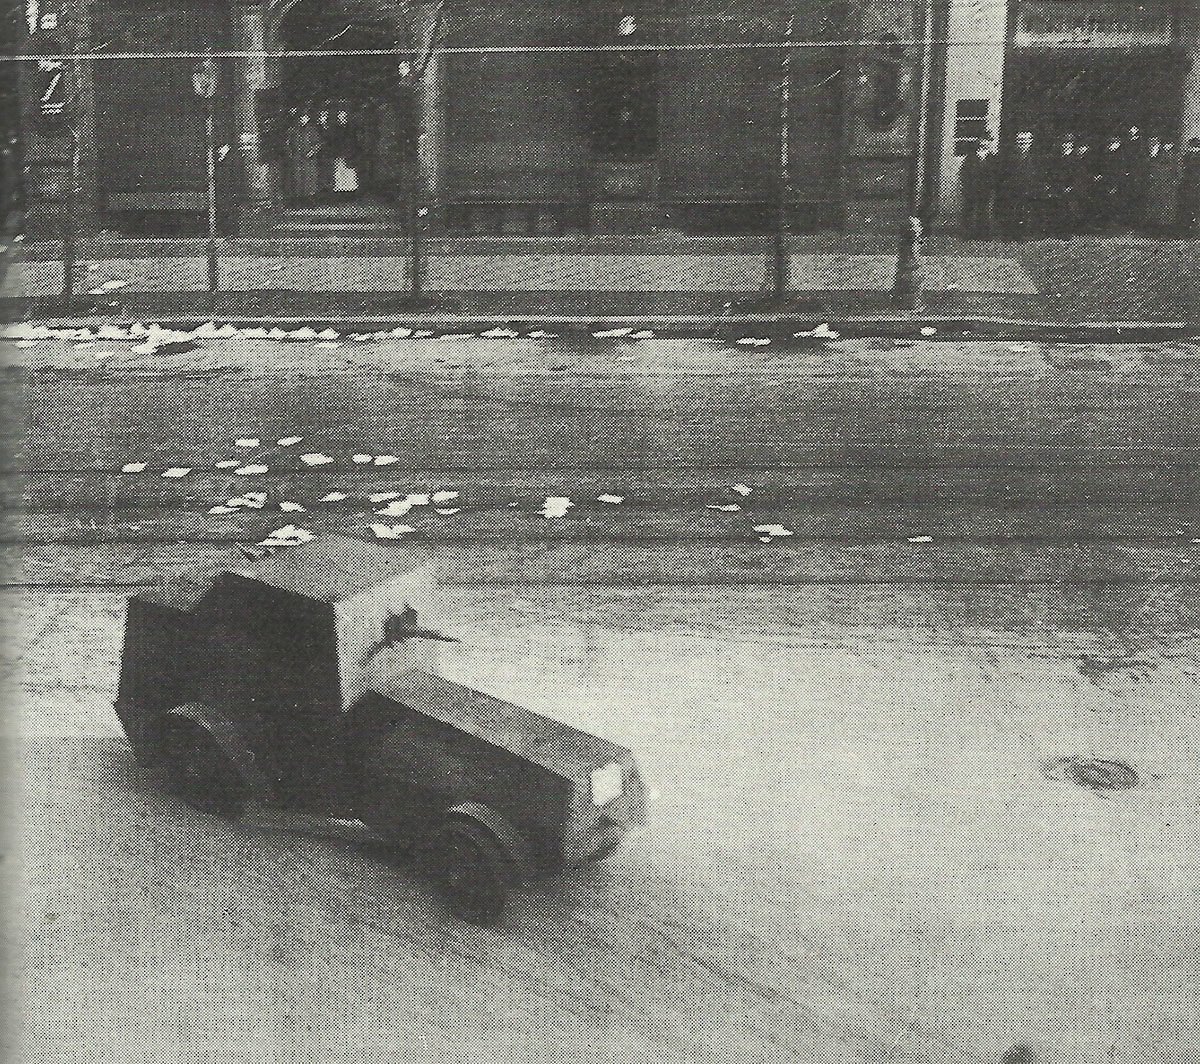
590, 762, 624, 807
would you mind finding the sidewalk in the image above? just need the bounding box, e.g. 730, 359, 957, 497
2, 232, 1196, 326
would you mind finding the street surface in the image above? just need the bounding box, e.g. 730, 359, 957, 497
3, 332, 1200, 1064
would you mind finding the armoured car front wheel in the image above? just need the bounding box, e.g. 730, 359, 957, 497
434, 821, 512, 926
160, 719, 247, 820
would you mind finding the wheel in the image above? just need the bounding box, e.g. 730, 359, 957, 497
433, 821, 512, 926
159, 719, 246, 820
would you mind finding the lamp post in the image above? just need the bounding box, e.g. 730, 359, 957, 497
192, 56, 219, 309
892, 0, 935, 311
772, 12, 794, 300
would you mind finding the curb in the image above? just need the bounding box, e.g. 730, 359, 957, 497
10, 313, 1195, 344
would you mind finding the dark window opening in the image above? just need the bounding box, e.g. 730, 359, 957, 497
955, 99, 990, 155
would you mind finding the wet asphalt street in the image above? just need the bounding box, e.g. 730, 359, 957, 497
4, 332, 1200, 1064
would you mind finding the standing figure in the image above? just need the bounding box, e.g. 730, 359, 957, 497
1089, 135, 1123, 230
1144, 139, 1180, 233
328, 108, 362, 198
1000, 130, 1042, 240
1046, 133, 1083, 236
315, 108, 335, 198
285, 110, 322, 204
1117, 126, 1147, 228
959, 131, 997, 239
1178, 138, 1200, 235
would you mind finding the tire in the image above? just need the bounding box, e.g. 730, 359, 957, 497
159, 718, 247, 820
433, 821, 512, 927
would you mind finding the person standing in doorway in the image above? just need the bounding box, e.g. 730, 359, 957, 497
329, 107, 362, 199
286, 109, 322, 205
315, 108, 335, 199
1178, 138, 1200, 234
959, 131, 997, 239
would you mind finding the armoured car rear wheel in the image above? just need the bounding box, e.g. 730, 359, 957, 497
434, 821, 511, 926
160, 719, 246, 820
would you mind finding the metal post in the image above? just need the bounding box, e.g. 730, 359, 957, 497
772, 13, 795, 300
892, 0, 935, 311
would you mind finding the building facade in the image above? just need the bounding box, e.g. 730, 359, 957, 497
15, 0, 1200, 238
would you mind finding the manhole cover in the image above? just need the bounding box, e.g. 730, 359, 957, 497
1044, 756, 1139, 792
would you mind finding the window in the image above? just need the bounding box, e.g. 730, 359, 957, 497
955, 99, 990, 155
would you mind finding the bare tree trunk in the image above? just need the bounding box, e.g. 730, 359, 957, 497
62, 54, 83, 305
398, 0, 442, 301
772, 14, 794, 300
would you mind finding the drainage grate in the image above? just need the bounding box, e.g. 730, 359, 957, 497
1044, 756, 1139, 792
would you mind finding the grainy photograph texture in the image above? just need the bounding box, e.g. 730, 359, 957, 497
1, 1, 1199, 1063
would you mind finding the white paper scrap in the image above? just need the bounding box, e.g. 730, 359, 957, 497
753, 524, 793, 537
541, 497, 573, 518
375, 500, 414, 517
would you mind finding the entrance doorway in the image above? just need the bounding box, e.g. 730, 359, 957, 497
273, 0, 410, 217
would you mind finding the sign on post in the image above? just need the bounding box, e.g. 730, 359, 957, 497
30, 31, 69, 132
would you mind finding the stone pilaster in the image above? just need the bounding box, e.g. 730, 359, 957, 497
22, 0, 100, 236
841, 0, 921, 231
1180, 0, 1200, 145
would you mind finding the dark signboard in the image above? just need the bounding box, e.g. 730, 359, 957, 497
1014, 1, 1174, 47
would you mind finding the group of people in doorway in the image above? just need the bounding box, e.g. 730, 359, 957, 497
960, 128, 1200, 239
281, 104, 369, 204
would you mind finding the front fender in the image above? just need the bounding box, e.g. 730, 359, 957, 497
444, 802, 534, 883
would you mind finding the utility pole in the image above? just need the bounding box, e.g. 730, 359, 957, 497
772, 12, 795, 300
892, 0, 935, 311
